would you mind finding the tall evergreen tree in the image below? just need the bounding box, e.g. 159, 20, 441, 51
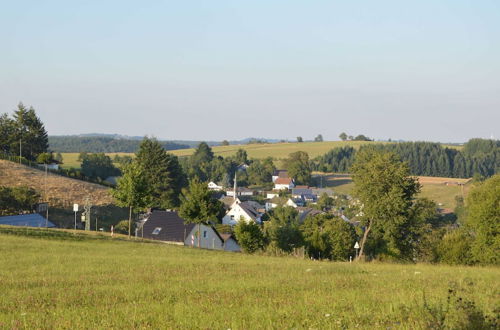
12, 103, 48, 160
135, 137, 187, 209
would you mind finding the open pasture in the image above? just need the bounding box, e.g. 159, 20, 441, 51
320, 173, 472, 210
0, 228, 497, 328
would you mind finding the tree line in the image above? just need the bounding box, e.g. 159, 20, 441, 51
0, 103, 49, 161
48, 136, 190, 153
314, 140, 499, 178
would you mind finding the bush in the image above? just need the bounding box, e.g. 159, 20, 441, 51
234, 221, 265, 254
437, 229, 474, 265
114, 220, 131, 235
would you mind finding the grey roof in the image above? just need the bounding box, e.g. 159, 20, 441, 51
141, 211, 195, 243
0, 213, 56, 228
292, 188, 313, 196
311, 188, 334, 196
141, 211, 224, 243
238, 201, 261, 221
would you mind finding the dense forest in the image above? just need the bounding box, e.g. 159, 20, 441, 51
313, 139, 499, 178
48, 136, 190, 153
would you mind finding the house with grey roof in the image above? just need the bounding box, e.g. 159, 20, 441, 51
222, 200, 264, 226
140, 210, 240, 251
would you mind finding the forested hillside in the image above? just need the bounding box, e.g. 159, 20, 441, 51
314, 139, 499, 178
49, 136, 190, 153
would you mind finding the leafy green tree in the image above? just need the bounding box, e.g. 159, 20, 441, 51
247, 158, 275, 186
54, 152, 63, 163
316, 193, 333, 211
112, 162, 149, 238
234, 148, 248, 165
81, 153, 120, 180
297, 136, 303, 143
301, 214, 357, 260
285, 151, 311, 185
351, 149, 421, 261
36, 152, 54, 164
221, 140, 230, 146
314, 134, 324, 142
0, 186, 41, 216
339, 132, 348, 141
264, 206, 303, 253
135, 137, 187, 208
437, 229, 474, 265
464, 174, 499, 264
179, 179, 224, 247
192, 142, 214, 164
353, 134, 371, 141
234, 220, 266, 253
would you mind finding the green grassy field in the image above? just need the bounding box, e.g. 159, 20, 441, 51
60, 141, 379, 169
0, 227, 498, 328
321, 174, 471, 210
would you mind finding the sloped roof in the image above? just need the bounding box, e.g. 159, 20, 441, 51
275, 177, 293, 185
0, 213, 56, 228
273, 170, 288, 177
237, 201, 262, 221
292, 188, 313, 196
142, 211, 195, 243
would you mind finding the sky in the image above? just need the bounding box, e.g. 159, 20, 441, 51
1, 0, 499, 143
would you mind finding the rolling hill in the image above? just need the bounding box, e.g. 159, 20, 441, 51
0, 160, 126, 228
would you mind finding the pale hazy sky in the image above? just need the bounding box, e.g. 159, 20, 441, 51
1, 1, 499, 142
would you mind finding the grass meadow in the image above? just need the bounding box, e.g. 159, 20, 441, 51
0, 227, 498, 329
321, 174, 471, 210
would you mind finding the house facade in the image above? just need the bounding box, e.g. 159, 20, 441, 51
274, 177, 295, 190
222, 200, 263, 225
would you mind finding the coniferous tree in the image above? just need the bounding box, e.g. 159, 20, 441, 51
135, 137, 187, 209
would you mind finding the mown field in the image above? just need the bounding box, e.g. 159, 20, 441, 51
320, 174, 471, 210
60, 141, 385, 169
0, 227, 497, 329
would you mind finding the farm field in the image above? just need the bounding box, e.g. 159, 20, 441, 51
60, 141, 383, 169
320, 173, 472, 210
0, 227, 498, 329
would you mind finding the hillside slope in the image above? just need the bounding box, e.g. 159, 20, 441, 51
0, 160, 125, 228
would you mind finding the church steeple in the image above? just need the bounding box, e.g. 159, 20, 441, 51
233, 172, 237, 201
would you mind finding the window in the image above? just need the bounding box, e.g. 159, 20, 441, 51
230, 215, 235, 220
203, 231, 207, 238
152, 227, 162, 235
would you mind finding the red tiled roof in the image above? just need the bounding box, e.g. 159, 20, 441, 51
275, 177, 292, 184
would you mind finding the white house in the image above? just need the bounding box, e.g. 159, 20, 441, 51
272, 170, 288, 183
226, 187, 254, 197
274, 177, 295, 190
265, 197, 300, 211
184, 224, 240, 252
222, 200, 263, 225
208, 181, 223, 191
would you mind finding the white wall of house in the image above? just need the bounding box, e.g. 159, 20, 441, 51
222, 205, 254, 225
223, 238, 241, 252
274, 183, 294, 190
184, 224, 224, 250
208, 182, 223, 191
267, 192, 279, 199
286, 199, 298, 208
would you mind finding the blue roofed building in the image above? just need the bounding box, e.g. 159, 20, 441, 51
0, 214, 56, 228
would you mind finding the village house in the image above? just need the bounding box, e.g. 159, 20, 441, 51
140, 210, 240, 252
274, 177, 295, 190
207, 181, 223, 191
222, 200, 264, 225
226, 186, 254, 197
272, 169, 288, 183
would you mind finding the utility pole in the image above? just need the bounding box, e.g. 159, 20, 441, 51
83, 196, 92, 231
